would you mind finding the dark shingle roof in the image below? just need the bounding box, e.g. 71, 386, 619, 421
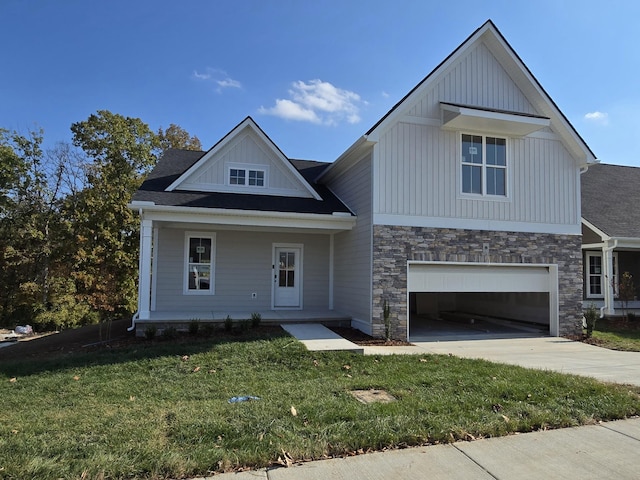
132, 149, 352, 216
581, 163, 640, 238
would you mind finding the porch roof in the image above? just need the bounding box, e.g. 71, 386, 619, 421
582, 163, 640, 239
132, 149, 352, 216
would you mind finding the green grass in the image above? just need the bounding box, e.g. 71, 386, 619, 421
591, 318, 640, 351
1, 331, 639, 479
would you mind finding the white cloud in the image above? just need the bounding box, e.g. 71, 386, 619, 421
259, 79, 364, 125
584, 111, 609, 125
193, 68, 242, 93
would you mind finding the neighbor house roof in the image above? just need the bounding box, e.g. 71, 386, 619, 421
132, 149, 352, 216
581, 163, 640, 238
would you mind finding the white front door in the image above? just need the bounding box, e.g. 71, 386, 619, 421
273, 246, 301, 308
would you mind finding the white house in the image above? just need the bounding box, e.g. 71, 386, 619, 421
130, 20, 596, 339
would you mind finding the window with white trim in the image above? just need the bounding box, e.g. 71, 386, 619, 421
228, 166, 266, 187
185, 233, 215, 294
586, 251, 618, 298
461, 134, 507, 196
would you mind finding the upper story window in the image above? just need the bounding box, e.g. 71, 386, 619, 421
461, 134, 507, 196
227, 165, 266, 187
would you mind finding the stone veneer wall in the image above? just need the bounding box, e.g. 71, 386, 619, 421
372, 225, 583, 339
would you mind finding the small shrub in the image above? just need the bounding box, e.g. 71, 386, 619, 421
162, 326, 178, 340
383, 299, 392, 341
250, 312, 262, 328
584, 303, 598, 338
224, 315, 233, 332
239, 319, 251, 332
144, 325, 157, 340
627, 312, 636, 322
189, 319, 200, 335
202, 322, 215, 336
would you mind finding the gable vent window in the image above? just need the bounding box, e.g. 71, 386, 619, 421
461, 134, 507, 196
228, 166, 266, 187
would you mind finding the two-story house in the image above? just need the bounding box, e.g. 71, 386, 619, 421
129, 20, 596, 340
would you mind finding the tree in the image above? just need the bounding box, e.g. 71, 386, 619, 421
157, 123, 202, 153
69, 110, 159, 318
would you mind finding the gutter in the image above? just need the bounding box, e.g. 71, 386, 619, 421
128, 311, 139, 332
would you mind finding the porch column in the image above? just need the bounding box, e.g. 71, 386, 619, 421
138, 218, 153, 320
603, 242, 615, 316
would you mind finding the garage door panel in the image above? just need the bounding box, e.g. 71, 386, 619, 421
408, 264, 551, 293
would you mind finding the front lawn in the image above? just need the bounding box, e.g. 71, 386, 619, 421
589, 318, 640, 351
1, 330, 639, 479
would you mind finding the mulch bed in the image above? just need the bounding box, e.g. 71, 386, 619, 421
328, 326, 412, 346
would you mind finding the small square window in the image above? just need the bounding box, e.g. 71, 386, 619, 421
229, 168, 246, 185
248, 170, 265, 186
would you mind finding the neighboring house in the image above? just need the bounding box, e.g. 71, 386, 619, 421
130, 20, 596, 339
582, 163, 640, 316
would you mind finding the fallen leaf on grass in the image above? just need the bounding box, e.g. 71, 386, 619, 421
208, 369, 216, 374
129, 396, 136, 402
342, 364, 351, 370
419, 358, 428, 363
73, 375, 80, 381
192, 366, 200, 373
277, 449, 294, 467
313, 359, 319, 367
11, 429, 18, 434
501, 414, 510, 423
9, 378, 16, 383
181, 355, 189, 362
290, 406, 297, 417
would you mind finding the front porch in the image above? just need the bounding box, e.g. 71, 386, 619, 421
132, 309, 352, 336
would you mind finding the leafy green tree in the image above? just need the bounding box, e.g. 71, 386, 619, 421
68, 110, 159, 318
157, 123, 202, 152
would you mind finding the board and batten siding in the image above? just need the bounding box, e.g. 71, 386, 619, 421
374, 123, 580, 228
327, 153, 374, 332
372, 39, 580, 233
408, 42, 536, 118
179, 129, 309, 195
153, 228, 330, 313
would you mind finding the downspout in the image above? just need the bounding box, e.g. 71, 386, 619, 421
128, 207, 144, 332
600, 239, 618, 318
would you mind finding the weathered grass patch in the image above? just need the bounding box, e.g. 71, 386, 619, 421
1, 332, 639, 479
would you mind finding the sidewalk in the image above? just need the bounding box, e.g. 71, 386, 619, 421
195, 417, 640, 479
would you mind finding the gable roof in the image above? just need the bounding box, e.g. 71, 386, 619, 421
320, 20, 595, 183
132, 149, 352, 216
166, 116, 322, 200
582, 163, 640, 239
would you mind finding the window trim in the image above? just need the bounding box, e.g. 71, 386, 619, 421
183, 232, 216, 295
226, 163, 267, 188
585, 251, 618, 299
460, 133, 508, 198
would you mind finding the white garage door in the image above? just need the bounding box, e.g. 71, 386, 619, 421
407, 262, 559, 336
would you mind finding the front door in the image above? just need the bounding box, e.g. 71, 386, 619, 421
273, 246, 301, 308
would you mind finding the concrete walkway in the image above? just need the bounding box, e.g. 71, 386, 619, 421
195, 417, 640, 479
281, 323, 364, 354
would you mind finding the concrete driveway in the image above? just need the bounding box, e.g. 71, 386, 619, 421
364, 337, 640, 386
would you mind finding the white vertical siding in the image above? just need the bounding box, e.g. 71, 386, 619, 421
375, 123, 579, 228
373, 39, 580, 232
179, 129, 309, 194
154, 228, 330, 313
328, 154, 373, 328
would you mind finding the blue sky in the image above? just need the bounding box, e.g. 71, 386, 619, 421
2, 0, 639, 166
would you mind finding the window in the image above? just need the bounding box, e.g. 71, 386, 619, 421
185, 233, 215, 294
461, 134, 506, 196
586, 252, 618, 298
228, 166, 266, 187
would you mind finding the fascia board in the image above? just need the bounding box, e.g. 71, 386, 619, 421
127, 203, 356, 231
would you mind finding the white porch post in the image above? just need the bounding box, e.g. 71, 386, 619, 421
603, 242, 615, 316
138, 218, 153, 320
